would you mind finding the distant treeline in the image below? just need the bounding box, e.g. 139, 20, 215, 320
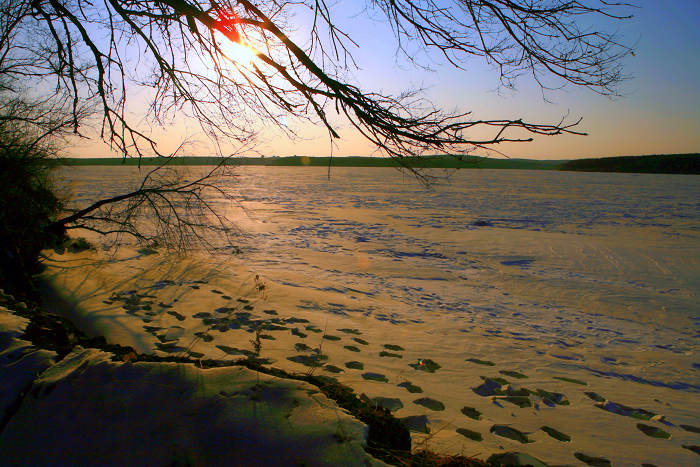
559, 153, 699, 174
59, 155, 564, 170
59, 153, 699, 174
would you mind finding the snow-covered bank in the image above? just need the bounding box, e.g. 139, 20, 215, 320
0, 291, 385, 466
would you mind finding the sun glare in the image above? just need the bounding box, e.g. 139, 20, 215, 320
216, 31, 257, 66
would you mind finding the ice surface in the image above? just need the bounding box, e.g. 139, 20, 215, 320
44, 166, 700, 465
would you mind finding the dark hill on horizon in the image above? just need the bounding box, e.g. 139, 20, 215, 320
559, 153, 699, 174
60, 153, 698, 174
60, 155, 565, 170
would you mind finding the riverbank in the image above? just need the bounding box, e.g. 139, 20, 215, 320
60, 154, 565, 170
1, 255, 550, 466
0, 287, 392, 465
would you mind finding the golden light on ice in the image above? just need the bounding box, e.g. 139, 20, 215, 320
356, 252, 371, 270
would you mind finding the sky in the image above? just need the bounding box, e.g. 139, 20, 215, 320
70, 1, 700, 160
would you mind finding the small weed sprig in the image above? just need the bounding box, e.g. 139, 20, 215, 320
250, 324, 263, 357
304, 318, 330, 377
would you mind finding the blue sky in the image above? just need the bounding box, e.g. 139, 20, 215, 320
72, 1, 700, 160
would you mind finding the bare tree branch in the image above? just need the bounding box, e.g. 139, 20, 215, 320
0, 0, 634, 248
2, 0, 634, 160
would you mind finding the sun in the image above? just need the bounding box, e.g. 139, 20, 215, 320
215, 31, 258, 66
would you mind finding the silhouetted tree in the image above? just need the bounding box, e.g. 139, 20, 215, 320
0, 93, 74, 290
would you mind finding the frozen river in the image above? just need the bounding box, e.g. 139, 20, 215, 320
56, 165, 700, 464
